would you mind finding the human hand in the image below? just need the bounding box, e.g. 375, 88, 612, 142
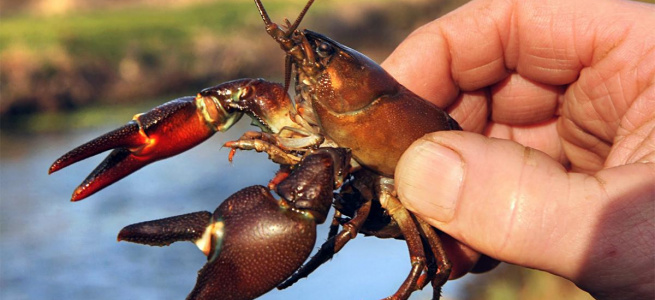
381, 0, 655, 299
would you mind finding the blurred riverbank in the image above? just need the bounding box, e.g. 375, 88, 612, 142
1, 0, 461, 128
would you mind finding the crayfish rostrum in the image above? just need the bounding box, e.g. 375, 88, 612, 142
49, 1, 462, 299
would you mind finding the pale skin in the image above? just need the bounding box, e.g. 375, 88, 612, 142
381, 0, 655, 299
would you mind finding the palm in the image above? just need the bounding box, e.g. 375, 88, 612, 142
465, 67, 651, 174
382, 0, 653, 173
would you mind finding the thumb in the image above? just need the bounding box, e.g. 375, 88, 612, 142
395, 131, 654, 285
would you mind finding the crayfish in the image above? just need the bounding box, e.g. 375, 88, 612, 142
49, 1, 462, 299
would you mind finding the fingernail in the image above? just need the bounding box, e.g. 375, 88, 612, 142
396, 138, 464, 223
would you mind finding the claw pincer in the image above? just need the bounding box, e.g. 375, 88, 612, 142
117, 148, 350, 300
49, 79, 295, 201
48, 96, 216, 201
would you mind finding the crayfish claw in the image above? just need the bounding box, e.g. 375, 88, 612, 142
52, 96, 227, 201
48, 122, 143, 175
71, 148, 153, 201
118, 211, 212, 247
175, 186, 319, 300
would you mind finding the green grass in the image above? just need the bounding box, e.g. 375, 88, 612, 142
0, 0, 431, 134
0, 0, 315, 63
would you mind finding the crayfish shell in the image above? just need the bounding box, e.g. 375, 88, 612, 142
188, 185, 318, 300
118, 185, 317, 300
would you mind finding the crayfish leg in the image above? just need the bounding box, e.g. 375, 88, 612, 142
277, 198, 372, 290
414, 217, 452, 299
223, 127, 324, 165
377, 187, 428, 300
223, 137, 301, 165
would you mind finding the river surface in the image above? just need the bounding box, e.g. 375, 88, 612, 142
0, 122, 474, 300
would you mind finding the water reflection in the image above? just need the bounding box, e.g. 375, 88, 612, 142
0, 122, 468, 300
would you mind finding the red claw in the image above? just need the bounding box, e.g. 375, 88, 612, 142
50, 96, 220, 201
71, 148, 152, 201
48, 122, 144, 175
50, 78, 299, 202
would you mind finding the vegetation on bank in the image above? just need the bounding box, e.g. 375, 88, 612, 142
1, 1, 255, 61
1, 0, 312, 122
3, 0, 455, 123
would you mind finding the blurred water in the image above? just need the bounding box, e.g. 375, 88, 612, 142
0, 122, 471, 300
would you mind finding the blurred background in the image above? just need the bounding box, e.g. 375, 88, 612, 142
1, 0, 595, 299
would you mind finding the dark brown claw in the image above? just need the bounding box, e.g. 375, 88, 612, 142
118, 148, 352, 300
119, 186, 318, 300
189, 186, 318, 300
117, 211, 212, 247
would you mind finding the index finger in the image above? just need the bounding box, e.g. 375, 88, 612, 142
381, 0, 649, 106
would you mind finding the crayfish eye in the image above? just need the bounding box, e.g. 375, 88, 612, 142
316, 42, 334, 58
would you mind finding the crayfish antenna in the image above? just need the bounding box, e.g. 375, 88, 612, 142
287, 0, 314, 33
254, 0, 315, 40
254, 0, 273, 28
253, 0, 315, 94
